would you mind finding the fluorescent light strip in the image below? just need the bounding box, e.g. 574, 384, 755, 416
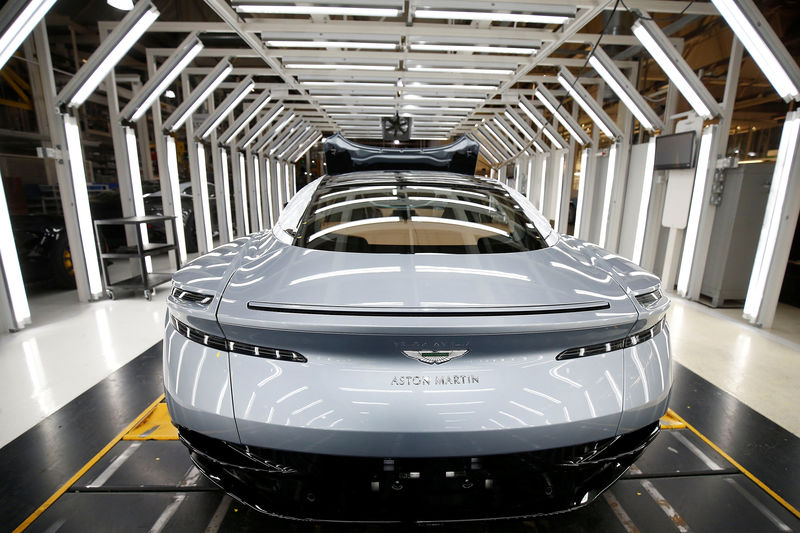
553, 152, 566, 232
408, 66, 514, 75
66, 6, 159, 106
598, 143, 618, 248
241, 104, 286, 148
492, 117, 524, 150
483, 123, 515, 154
219, 90, 273, 144
538, 156, 547, 211
197, 77, 256, 139
534, 88, 587, 145
253, 114, 298, 152
407, 83, 497, 91
631, 138, 657, 265
292, 134, 323, 163
278, 126, 311, 159
710, 0, 799, 100
504, 111, 533, 141
0, 168, 30, 327
632, 20, 715, 118
165, 62, 233, 132
286, 63, 396, 71
409, 43, 536, 55
402, 105, 471, 112
517, 100, 545, 129
63, 114, 103, 295
267, 40, 397, 50
744, 111, 800, 319
589, 57, 652, 129
123, 35, 204, 122
403, 94, 482, 103
677, 126, 715, 295
415, 10, 570, 25
304, 81, 395, 87
0, 0, 58, 69
219, 148, 234, 239
574, 148, 590, 237
235, 5, 399, 16
557, 69, 621, 139
315, 95, 394, 101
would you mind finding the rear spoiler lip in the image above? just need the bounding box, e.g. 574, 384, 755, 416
323, 134, 479, 175
246, 300, 611, 317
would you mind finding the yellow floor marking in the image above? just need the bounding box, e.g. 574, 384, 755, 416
660, 409, 687, 430
123, 403, 179, 441
12, 394, 165, 533
668, 409, 800, 520
14, 398, 800, 529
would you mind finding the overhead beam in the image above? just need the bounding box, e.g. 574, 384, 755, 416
200, 0, 334, 129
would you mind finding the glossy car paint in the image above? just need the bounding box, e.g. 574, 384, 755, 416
164, 171, 671, 461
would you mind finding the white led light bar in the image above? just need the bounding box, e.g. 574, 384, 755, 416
482, 122, 515, 155
475, 128, 511, 159
632, 138, 657, 265
534, 84, 591, 146
219, 89, 272, 145
409, 43, 537, 55
632, 18, 721, 119
58, 1, 159, 108
557, 67, 622, 140
589, 46, 663, 132
503, 107, 537, 141
235, 5, 399, 17
406, 82, 498, 91
254, 114, 299, 153
0, 168, 30, 328
677, 126, 716, 296
195, 76, 255, 140
267, 40, 397, 50
286, 63, 396, 71
518, 96, 567, 149
710, 0, 800, 101
121, 33, 203, 123
598, 143, 619, 248
0, 0, 58, 69
163, 58, 233, 133
239, 103, 286, 149
408, 65, 514, 75
492, 117, 525, 151
414, 9, 573, 25
292, 134, 323, 163
744, 110, 800, 323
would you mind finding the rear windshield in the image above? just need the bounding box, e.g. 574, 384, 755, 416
293, 178, 549, 254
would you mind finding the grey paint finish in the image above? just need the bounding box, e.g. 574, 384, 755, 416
164, 170, 672, 458
163, 324, 239, 442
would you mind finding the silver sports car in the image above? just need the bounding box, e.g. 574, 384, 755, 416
163, 136, 671, 522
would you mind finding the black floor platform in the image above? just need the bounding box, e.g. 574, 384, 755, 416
2, 342, 799, 532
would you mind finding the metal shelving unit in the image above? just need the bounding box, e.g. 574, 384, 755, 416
93, 215, 180, 300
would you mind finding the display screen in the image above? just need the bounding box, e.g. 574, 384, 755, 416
654, 131, 697, 170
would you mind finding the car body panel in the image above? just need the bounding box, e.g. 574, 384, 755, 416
164, 166, 672, 520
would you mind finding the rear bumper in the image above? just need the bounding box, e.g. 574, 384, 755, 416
178, 421, 659, 522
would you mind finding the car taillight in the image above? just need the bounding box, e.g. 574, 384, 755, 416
635, 288, 663, 308
557, 319, 665, 360
170, 314, 307, 363
171, 286, 214, 305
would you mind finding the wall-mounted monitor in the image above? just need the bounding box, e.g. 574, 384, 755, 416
654, 131, 697, 170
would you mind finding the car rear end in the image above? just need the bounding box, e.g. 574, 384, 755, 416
163, 171, 671, 521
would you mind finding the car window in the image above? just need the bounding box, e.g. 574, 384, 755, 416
294, 177, 549, 254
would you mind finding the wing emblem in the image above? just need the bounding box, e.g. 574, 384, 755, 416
402, 349, 468, 365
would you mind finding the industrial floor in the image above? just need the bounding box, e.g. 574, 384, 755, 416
0, 291, 798, 531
